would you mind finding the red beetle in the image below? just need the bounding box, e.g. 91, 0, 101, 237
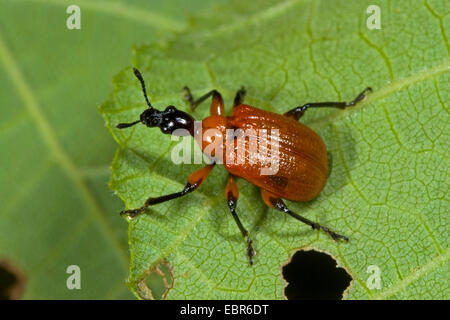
117, 68, 371, 265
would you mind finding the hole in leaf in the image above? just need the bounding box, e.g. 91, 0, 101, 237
282, 250, 351, 300
137, 262, 173, 300
0, 259, 25, 300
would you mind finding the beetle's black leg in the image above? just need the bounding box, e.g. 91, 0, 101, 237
285, 87, 372, 120
183, 87, 222, 111
226, 174, 255, 265
261, 189, 348, 241
233, 86, 246, 106
182, 86, 195, 106
120, 183, 198, 218
120, 164, 215, 218
231, 86, 246, 115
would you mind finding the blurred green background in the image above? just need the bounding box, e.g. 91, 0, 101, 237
0, 0, 221, 299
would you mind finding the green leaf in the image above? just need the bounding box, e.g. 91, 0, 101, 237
0, 0, 217, 299
101, 0, 449, 299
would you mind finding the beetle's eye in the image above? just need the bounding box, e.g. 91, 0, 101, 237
166, 106, 176, 112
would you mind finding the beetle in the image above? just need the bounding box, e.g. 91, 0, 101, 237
117, 68, 372, 265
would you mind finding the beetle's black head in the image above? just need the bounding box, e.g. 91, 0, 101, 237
139, 105, 194, 135
116, 68, 194, 136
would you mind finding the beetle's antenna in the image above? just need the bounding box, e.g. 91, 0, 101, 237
116, 120, 140, 129
116, 69, 156, 129
133, 68, 153, 109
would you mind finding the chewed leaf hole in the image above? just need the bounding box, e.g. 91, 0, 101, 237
0, 259, 25, 300
137, 262, 173, 300
282, 250, 351, 300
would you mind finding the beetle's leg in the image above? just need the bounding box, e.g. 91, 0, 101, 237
183, 87, 224, 116
120, 164, 215, 218
225, 174, 255, 265
284, 87, 372, 120
231, 86, 246, 115
261, 189, 349, 241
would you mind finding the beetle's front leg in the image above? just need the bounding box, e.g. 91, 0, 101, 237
120, 164, 215, 218
183, 87, 224, 116
284, 87, 372, 120
231, 86, 246, 115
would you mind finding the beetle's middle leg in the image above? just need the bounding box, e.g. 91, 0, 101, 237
226, 174, 255, 265
261, 189, 348, 241
284, 87, 372, 120
120, 164, 215, 218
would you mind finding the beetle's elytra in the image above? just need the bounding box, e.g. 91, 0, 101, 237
117, 68, 372, 265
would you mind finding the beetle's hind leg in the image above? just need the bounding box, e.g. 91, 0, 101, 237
284, 87, 372, 120
120, 164, 215, 218
226, 174, 255, 265
261, 189, 348, 241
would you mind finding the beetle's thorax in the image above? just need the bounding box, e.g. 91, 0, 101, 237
194, 115, 229, 159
